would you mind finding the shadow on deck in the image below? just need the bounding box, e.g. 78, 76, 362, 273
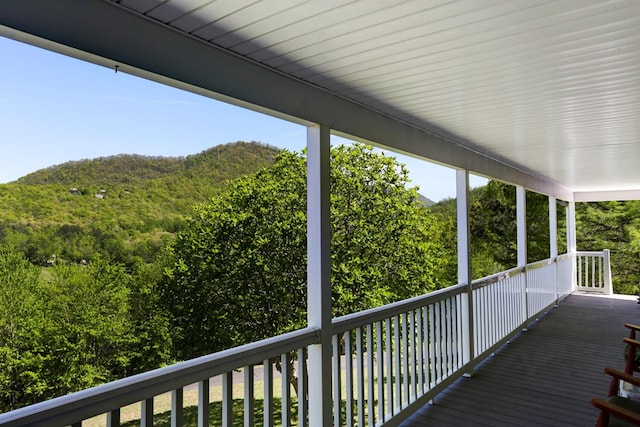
401, 293, 639, 427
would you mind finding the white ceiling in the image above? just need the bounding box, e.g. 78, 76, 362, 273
1, 0, 640, 200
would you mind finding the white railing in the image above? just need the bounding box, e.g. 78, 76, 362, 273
0, 328, 319, 427
0, 251, 610, 427
576, 250, 612, 294
331, 285, 466, 427
472, 267, 526, 358
526, 259, 558, 317
557, 253, 576, 297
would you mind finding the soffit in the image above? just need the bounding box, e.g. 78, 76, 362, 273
113, 0, 640, 196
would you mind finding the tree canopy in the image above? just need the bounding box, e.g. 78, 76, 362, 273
161, 144, 453, 359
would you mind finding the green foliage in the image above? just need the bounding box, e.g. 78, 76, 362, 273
0, 246, 47, 410
431, 180, 553, 280
43, 258, 135, 393
0, 142, 278, 267
0, 249, 172, 412
162, 144, 453, 360
576, 201, 640, 294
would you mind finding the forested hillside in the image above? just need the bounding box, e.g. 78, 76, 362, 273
0, 141, 278, 266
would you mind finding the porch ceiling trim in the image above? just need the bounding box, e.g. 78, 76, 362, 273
574, 190, 640, 203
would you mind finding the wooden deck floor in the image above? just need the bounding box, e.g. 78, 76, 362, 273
401, 293, 639, 427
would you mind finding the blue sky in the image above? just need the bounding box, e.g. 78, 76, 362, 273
0, 35, 485, 201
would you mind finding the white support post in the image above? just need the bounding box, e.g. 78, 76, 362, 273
603, 249, 613, 295
549, 197, 558, 305
516, 186, 528, 327
567, 201, 577, 292
456, 169, 473, 372
306, 124, 333, 427
549, 197, 558, 259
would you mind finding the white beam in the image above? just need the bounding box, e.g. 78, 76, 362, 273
306, 125, 332, 427
567, 202, 577, 254
516, 186, 527, 268
516, 186, 529, 324
456, 169, 473, 366
574, 189, 640, 202
549, 197, 558, 259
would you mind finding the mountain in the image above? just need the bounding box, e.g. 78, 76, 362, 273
417, 194, 436, 207
0, 141, 279, 265
16, 141, 279, 188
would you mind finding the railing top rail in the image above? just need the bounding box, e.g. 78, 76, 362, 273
576, 250, 606, 256
471, 265, 525, 289
332, 283, 466, 335
527, 258, 555, 270
0, 327, 319, 427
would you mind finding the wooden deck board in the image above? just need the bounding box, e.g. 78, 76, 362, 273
401, 294, 639, 426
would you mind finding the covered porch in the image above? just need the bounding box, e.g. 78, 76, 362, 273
2, 1, 640, 426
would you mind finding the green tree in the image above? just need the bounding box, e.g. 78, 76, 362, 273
127, 257, 174, 373
0, 247, 48, 411
41, 257, 137, 398
161, 144, 452, 360
576, 201, 640, 294
432, 180, 552, 280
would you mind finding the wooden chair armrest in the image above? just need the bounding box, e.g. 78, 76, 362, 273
605, 367, 640, 388
626, 324, 640, 332
591, 398, 640, 426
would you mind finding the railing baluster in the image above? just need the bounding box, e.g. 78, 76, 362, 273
244, 366, 255, 427
409, 310, 416, 401
428, 304, 435, 388
385, 317, 393, 417
356, 327, 365, 427
198, 379, 209, 427
222, 371, 233, 427
434, 302, 441, 383
490, 285, 496, 349
264, 358, 274, 427
446, 299, 453, 375
393, 315, 401, 410
500, 281, 506, 339
107, 408, 120, 427
332, 335, 341, 427
297, 348, 307, 427
457, 295, 464, 369
282, 353, 291, 427
376, 320, 384, 423
171, 388, 183, 427
141, 397, 153, 427
416, 309, 424, 395
402, 312, 409, 407
366, 323, 374, 426
345, 332, 353, 427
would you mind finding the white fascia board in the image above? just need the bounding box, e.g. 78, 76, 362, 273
0, 0, 572, 200
574, 190, 640, 202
